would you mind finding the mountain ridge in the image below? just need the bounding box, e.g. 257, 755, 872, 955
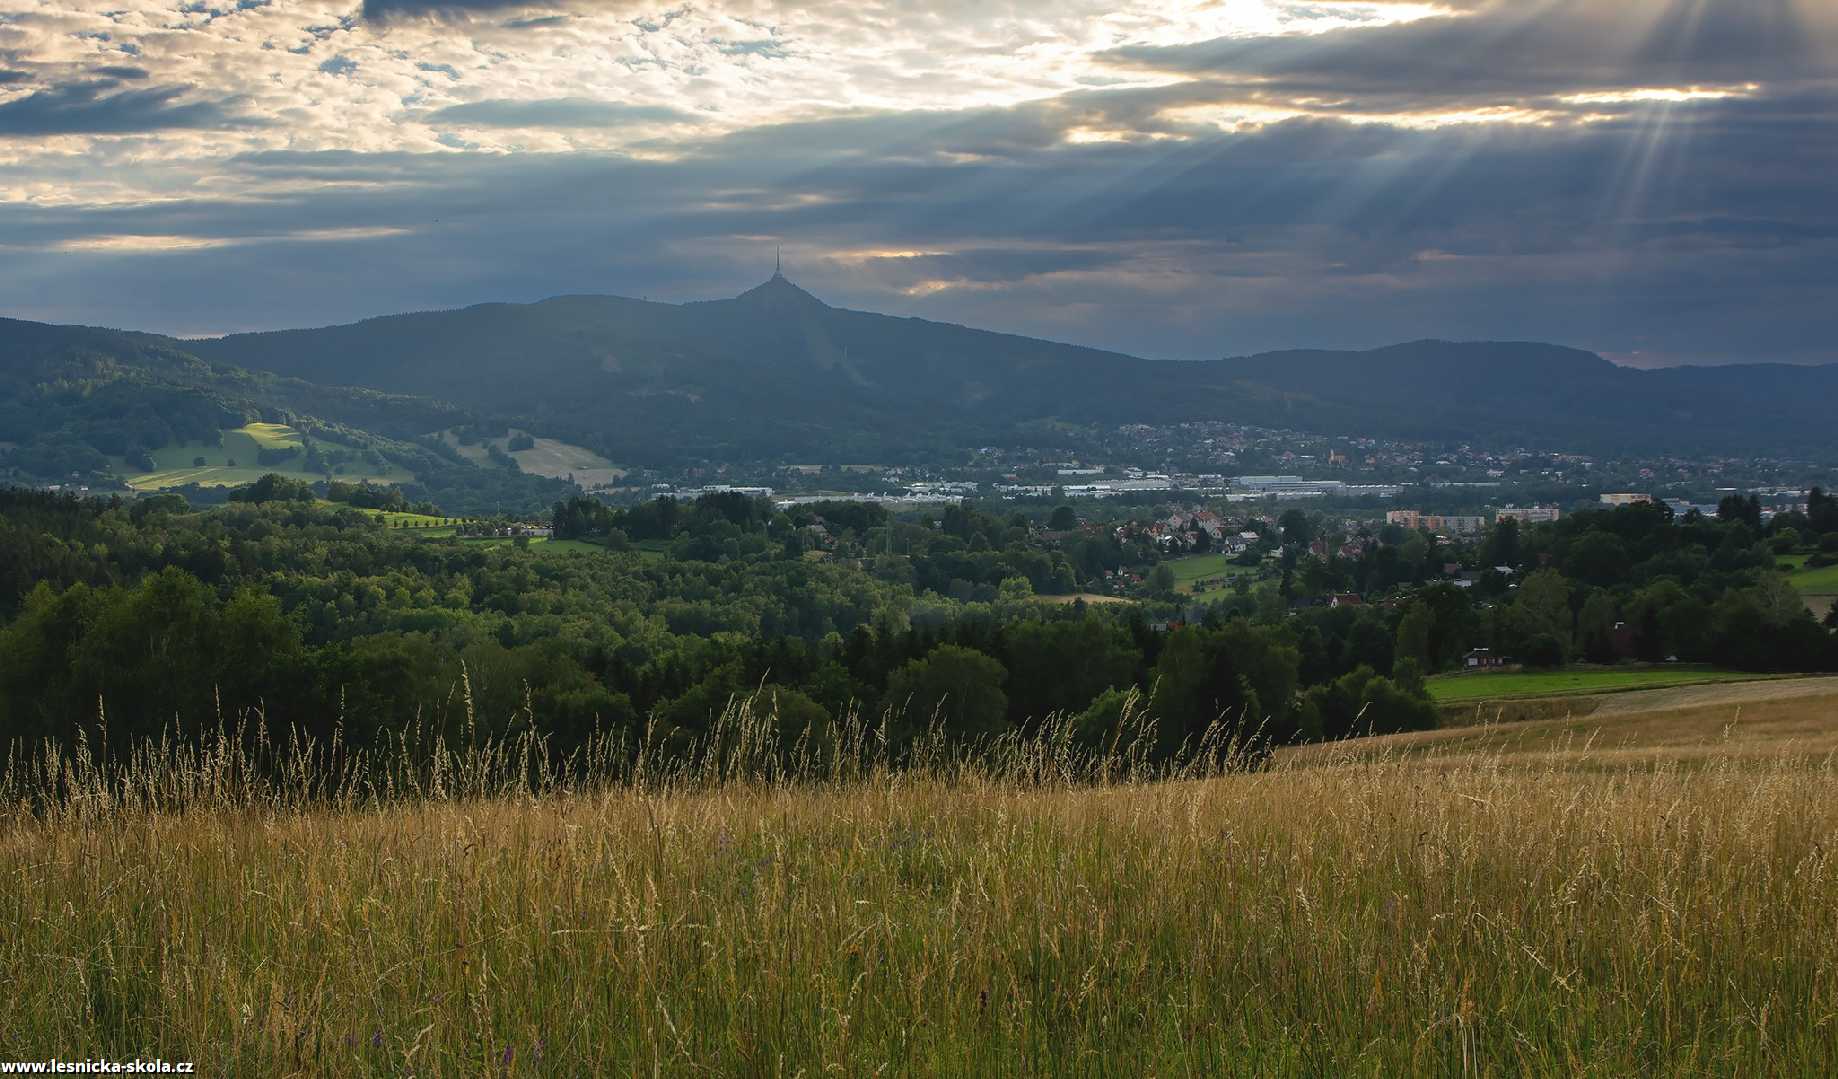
7, 278, 1836, 471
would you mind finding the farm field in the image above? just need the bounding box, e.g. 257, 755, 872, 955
6, 690, 1838, 1073
444, 535, 610, 555
121, 424, 410, 490
352, 507, 463, 532
1288, 676, 1838, 766
1426, 664, 1775, 703
1780, 553, 1838, 595
1164, 552, 1258, 593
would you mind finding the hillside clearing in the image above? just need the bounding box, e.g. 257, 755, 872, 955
1031, 592, 1135, 606
122, 424, 410, 490
439, 429, 624, 488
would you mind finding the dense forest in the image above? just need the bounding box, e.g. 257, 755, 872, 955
2, 485, 1833, 774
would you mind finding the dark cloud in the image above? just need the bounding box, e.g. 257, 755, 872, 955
362, 0, 533, 19
362, 0, 643, 24
503, 14, 572, 29
0, 71, 30, 86
5, 4, 1836, 367
10, 78, 1835, 367
0, 80, 253, 136
361, 0, 613, 22
93, 66, 151, 81
1105, 0, 1838, 116
424, 97, 698, 128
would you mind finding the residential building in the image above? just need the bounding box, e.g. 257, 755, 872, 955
1495, 505, 1561, 524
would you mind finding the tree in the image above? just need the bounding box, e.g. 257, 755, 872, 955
1717, 494, 1762, 531
1394, 602, 1433, 670
1577, 590, 1620, 664
1515, 568, 1574, 658
1298, 665, 1436, 742
228, 473, 315, 504
1522, 633, 1566, 669
1481, 516, 1521, 568
1563, 531, 1629, 588
1048, 505, 1078, 531
1278, 508, 1315, 549
996, 576, 1035, 604
1001, 618, 1137, 730
883, 645, 1010, 748
1148, 563, 1177, 597
1809, 487, 1838, 536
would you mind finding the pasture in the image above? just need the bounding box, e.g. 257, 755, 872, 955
1780, 553, 1838, 596
122, 424, 410, 490
1163, 552, 1259, 593
1426, 664, 1773, 703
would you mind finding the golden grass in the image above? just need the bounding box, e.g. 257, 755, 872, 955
4, 695, 1838, 1074
1295, 681, 1838, 768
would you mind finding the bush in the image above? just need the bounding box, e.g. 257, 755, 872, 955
1522, 633, 1566, 669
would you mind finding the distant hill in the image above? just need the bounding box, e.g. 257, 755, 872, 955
186, 274, 1193, 463
185, 277, 1837, 460
0, 318, 569, 514
9, 279, 1836, 480
1209, 340, 1838, 451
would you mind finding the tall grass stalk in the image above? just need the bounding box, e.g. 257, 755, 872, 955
3, 691, 1835, 1073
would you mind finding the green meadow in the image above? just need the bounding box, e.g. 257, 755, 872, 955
121, 424, 411, 491
1165, 552, 1259, 593
1427, 665, 1773, 703
1780, 553, 1838, 596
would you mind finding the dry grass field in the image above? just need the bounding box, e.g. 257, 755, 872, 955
4, 690, 1837, 1074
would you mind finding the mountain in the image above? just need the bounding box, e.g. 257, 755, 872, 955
184, 278, 1837, 460
1210, 340, 1838, 451
7, 279, 1836, 485
184, 273, 1188, 463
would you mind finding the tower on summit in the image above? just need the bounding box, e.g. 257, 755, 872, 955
773, 245, 784, 279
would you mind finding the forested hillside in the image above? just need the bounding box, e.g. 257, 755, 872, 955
0, 319, 570, 515
179, 281, 1838, 462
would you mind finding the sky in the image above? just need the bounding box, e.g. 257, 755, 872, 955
1, 0, 1835, 365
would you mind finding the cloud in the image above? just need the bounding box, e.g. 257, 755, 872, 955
0, 71, 30, 85
8, 80, 1834, 365
1103, 0, 1838, 120
422, 96, 700, 128
93, 66, 152, 81
0, 80, 252, 137
361, 0, 538, 20
0, 1, 1833, 367
359, 0, 625, 23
